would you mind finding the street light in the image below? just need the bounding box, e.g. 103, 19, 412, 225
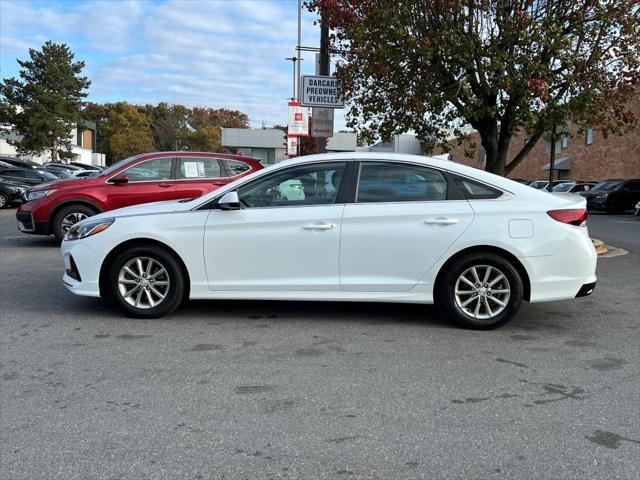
285, 57, 298, 101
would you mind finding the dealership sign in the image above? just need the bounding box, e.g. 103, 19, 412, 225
287, 101, 309, 137
286, 136, 298, 156
301, 75, 344, 108
311, 108, 334, 138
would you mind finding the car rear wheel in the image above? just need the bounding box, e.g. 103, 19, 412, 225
107, 245, 185, 318
0, 193, 9, 209
437, 252, 523, 329
53, 204, 97, 242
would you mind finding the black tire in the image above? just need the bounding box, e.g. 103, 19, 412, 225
436, 252, 523, 329
107, 245, 185, 318
0, 192, 9, 209
52, 204, 97, 242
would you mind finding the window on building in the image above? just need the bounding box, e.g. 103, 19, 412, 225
356, 162, 448, 203
477, 148, 486, 163
561, 134, 569, 149
586, 129, 593, 145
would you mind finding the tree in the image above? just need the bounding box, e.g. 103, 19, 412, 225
142, 102, 189, 151
188, 107, 249, 129
182, 125, 224, 152
0, 41, 91, 162
101, 103, 155, 161
308, 1, 640, 175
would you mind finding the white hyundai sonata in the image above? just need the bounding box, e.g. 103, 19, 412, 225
60, 153, 597, 329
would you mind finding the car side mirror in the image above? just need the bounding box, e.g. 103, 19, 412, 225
110, 173, 129, 185
217, 191, 240, 210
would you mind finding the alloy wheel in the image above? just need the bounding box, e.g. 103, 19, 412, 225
60, 212, 88, 234
0, 194, 7, 208
454, 265, 511, 320
117, 257, 170, 309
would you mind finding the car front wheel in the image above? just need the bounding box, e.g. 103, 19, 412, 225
0, 193, 9, 209
108, 245, 185, 318
437, 252, 523, 329
53, 204, 97, 242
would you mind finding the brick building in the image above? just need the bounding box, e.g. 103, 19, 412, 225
438, 94, 640, 181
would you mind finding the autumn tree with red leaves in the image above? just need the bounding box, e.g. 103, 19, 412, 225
308, 0, 640, 175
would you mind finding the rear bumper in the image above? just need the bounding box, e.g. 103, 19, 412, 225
525, 226, 597, 303
576, 281, 596, 298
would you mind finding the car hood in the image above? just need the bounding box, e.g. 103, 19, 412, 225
28, 177, 90, 191
95, 199, 188, 220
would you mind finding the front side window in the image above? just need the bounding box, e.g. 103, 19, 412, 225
238, 162, 346, 208
123, 157, 172, 182
177, 157, 222, 179
224, 160, 251, 176
356, 162, 448, 203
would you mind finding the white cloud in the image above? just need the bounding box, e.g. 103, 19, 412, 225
0, 0, 348, 130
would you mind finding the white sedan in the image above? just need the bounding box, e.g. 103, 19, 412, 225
60, 153, 597, 329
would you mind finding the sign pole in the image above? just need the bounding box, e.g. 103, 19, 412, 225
296, 0, 302, 156
317, 15, 330, 154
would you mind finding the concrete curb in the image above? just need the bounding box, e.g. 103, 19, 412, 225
592, 238, 629, 258
592, 238, 607, 255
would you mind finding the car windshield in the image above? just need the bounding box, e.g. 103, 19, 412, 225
40, 171, 59, 181
553, 183, 575, 192
98, 154, 144, 177
529, 181, 547, 189
591, 180, 623, 192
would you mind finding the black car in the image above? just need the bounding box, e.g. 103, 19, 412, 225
0, 156, 42, 170
580, 179, 640, 214
0, 179, 29, 208
43, 167, 73, 179
69, 161, 103, 171
0, 167, 59, 185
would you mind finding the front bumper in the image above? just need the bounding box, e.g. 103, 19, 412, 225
61, 239, 104, 297
16, 202, 50, 234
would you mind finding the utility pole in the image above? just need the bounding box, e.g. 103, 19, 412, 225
547, 120, 557, 192
285, 57, 297, 101
316, 14, 330, 154
296, 0, 302, 156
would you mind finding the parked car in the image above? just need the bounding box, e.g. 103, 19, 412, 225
0, 179, 30, 208
553, 182, 597, 194
43, 162, 85, 176
17, 151, 263, 242
60, 152, 597, 329
43, 168, 74, 180
529, 179, 573, 190
69, 162, 103, 171
580, 179, 640, 213
0, 167, 60, 185
74, 171, 98, 178
0, 156, 43, 170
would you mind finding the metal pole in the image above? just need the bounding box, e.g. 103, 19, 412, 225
317, 15, 330, 154
296, 0, 302, 156
285, 57, 297, 100
548, 120, 556, 192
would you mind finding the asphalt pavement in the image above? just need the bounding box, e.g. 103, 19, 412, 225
1, 208, 638, 480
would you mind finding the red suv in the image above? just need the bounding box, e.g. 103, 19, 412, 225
16, 151, 262, 241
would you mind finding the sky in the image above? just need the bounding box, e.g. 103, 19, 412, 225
0, 0, 348, 130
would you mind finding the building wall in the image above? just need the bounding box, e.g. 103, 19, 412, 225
436, 95, 640, 181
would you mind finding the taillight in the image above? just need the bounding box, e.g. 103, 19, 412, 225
547, 208, 587, 226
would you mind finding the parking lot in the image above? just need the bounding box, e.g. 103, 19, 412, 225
1, 208, 638, 480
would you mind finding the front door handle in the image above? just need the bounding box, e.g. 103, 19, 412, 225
303, 223, 336, 230
158, 182, 173, 188
424, 217, 459, 225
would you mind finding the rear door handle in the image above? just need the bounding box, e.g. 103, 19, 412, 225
303, 223, 336, 230
424, 217, 459, 225
158, 182, 173, 188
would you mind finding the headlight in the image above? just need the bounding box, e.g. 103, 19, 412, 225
24, 189, 55, 201
595, 194, 607, 199
65, 217, 115, 241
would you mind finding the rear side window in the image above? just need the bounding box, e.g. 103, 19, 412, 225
453, 176, 503, 200
224, 160, 251, 176
356, 162, 448, 203
624, 181, 640, 190
5, 169, 25, 178
177, 157, 222, 179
